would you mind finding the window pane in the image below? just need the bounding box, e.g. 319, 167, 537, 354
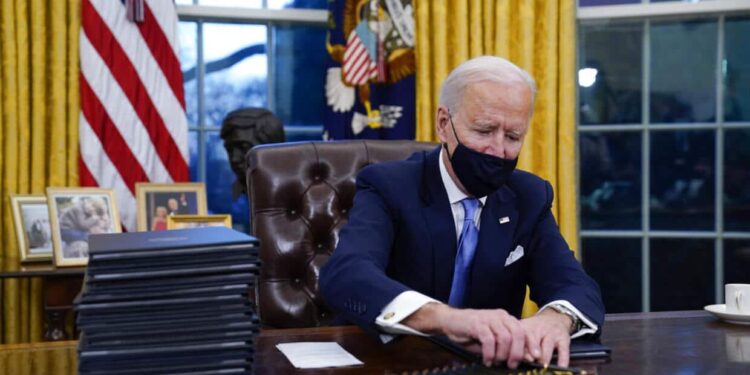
203, 23, 268, 127
651, 239, 714, 311
205, 132, 250, 234
579, 22, 642, 125
725, 16, 750, 122
579, 0, 640, 5
268, 0, 327, 9
580, 131, 642, 229
285, 126, 324, 142
198, 0, 262, 7
189, 130, 199, 182
650, 20, 717, 123
581, 238, 641, 313
650, 130, 715, 230
179, 21, 199, 126
272, 23, 326, 133
725, 240, 750, 284
725, 129, 750, 231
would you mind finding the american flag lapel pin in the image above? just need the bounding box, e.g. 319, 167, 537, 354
499, 216, 510, 224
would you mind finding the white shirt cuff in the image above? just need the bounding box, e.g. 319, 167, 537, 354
375, 291, 440, 342
537, 300, 599, 339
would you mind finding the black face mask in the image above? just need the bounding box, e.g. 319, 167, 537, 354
445, 113, 518, 197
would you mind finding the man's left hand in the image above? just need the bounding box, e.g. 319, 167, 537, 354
519, 308, 572, 367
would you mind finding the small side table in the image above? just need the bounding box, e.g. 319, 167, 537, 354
0, 259, 85, 341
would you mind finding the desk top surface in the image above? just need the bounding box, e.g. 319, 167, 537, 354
2, 311, 749, 374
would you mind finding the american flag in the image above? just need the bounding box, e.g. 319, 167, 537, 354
79, 0, 189, 231
342, 23, 378, 86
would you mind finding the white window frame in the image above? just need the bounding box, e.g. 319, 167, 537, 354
176, 3, 327, 181
576, 0, 750, 312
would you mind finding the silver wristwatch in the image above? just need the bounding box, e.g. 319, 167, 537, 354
548, 304, 582, 334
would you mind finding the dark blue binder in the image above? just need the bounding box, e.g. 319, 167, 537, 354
88, 227, 258, 254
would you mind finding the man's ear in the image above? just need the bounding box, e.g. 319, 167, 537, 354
435, 107, 450, 143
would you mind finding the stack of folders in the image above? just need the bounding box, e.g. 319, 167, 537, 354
75, 227, 260, 375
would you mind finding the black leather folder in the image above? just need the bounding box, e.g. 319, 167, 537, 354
427, 335, 610, 374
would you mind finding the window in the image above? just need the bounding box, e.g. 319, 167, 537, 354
578, 1, 750, 313
177, 1, 327, 233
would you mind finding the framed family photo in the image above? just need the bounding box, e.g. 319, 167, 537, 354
46, 188, 121, 267
10, 195, 53, 262
135, 183, 208, 231
167, 214, 232, 230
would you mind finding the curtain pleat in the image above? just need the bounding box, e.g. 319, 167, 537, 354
415, 0, 578, 316
557, 0, 578, 252
0, 0, 80, 343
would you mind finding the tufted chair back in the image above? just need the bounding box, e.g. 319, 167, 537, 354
246, 140, 436, 328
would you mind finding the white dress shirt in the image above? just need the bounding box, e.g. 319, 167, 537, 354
374, 148, 597, 341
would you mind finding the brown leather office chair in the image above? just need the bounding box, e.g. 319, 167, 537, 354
246, 140, 436, 328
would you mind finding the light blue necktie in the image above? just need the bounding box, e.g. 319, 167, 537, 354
448, 198, 480, 307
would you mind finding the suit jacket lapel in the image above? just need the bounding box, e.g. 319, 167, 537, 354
467, 186, 518, 305
419, 147, 457, 302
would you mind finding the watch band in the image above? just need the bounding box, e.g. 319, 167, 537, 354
548, 304, 581, 334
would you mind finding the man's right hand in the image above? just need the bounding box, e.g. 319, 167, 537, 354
402, 302, 529, 368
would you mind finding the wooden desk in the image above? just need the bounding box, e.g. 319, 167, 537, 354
597, 310, 750, 374
0, 259, 85, 341
255, 325, 467, 374
2, 311, 750, 374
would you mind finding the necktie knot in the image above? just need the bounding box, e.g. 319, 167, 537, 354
461, 198, 480, 223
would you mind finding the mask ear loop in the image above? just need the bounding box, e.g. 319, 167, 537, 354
444, 110, 464, 160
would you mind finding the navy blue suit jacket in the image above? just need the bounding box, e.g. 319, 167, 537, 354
320, 147, 604, 337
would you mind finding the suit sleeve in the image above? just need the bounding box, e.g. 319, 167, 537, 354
527, 181, 605, 335
319, 167, 414, 337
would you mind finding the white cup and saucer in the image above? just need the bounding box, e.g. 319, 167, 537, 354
705, 284, 750, 325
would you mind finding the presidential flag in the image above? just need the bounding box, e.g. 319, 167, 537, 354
79, 0, 189, 231
324, 0, 416, 140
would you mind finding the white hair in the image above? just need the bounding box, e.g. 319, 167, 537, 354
438, 56, 537, 115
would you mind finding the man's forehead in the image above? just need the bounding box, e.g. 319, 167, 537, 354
459, 82, 532, 113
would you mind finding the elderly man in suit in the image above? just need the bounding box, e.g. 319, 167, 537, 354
320, 56, 604, 369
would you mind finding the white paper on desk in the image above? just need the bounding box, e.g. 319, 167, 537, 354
276, 342, 364, 369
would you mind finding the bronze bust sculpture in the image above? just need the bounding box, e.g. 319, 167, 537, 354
220, 108, 286, 198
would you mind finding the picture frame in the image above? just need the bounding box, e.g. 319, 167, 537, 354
46, 187, 122, 267
166, 214, 232, 230
135, 183, 208, 232
10, 195, 54, 262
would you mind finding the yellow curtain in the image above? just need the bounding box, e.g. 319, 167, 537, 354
415, 0, 577, 316
0, 0, 80, 343
0, 341, 77, 375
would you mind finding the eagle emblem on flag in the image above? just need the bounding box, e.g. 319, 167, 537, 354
324, 0, 415, 139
